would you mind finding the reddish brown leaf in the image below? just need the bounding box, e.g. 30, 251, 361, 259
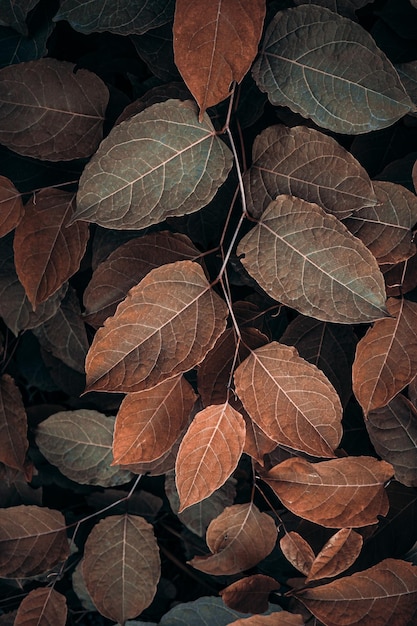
234, 342, 343, 458
306, 529, 363, 583
173, 0, 266, 119
189, 502, 278, 575
0, 505, 69, 577
220, 575, 280, 613
14, 588, 67, 626
352, 297, 417, 414
0, 59, 108, 160
296, 558, 417, 626
13, 189, 89, 308
176, 402, 246, 511
85, 260, 228, 393
366, 394, 417, 487
112, 375, 197, 465
280, 532, 315, 576
383, 252, 417, 297
261, 456, 393, 528
242, 413, 277, 466
0, 176, 23, 236
0, 375, 29, 478
230, 613, 305, 625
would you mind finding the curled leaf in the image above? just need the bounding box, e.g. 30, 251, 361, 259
220, 575, 280, 614
306, 528, 363, 582
280, 532, 315, 576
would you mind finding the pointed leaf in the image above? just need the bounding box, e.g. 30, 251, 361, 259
261, 456, 393, 528
252, 5, 414, 134
82, 514, 161, 624
173, 0, 265, 118
230, 613, 305, 626
234, 342, 343, 458
0, 175, 23, 236
0, 505, 69, 578
36, 409, 133, 487
220, 575, 280, 614
112, 375, 197, 465
296, 558, 417, 626
14, 588, 67, 626
0, 59, 108, 160
280, 532, 315, 576
176, 402, 246, 511
352, 297, 417, 414
0, 374, 29, 476
237, 195, 388, 323
14, 189, 89, 308
306, 528, 363, 582
244, 125, 377, 219
85, 260, 229, 393
344, 181, 417, 265
189, 503, 278, 575
73, 99, 233, 230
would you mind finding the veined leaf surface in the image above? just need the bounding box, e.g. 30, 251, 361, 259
0, 175, 23, 236
14, 588, 67, 626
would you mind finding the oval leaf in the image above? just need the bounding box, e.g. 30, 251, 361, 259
73, 99, 233, 230
0, 374, 29, 476
0, 175, 23, 236
244, 125, 377, 219
176, 402, 246, 511
237, 195, 388, 323
220, 575, 280, 614
280, 531, 315, 576
306, 528, 363, 583
0, 58, 108, 160
261, 456, 393, 528
36, 409, 133, 487
189, 503, 278, 575
85, 260, 229, 393
82, 514, 161, 624
252, 5, 414, 134
14, 588, 67, 626
234, 342, 343, 458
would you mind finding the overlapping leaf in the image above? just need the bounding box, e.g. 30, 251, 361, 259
14, 588, 67, 626
0, 0, 38, 34
293, 0, 370, 19
0, 58, 108, 160
242, 414, 277, 466
0, 374, 29, 476
296, 558, 417, 626
176, 402, 245, 511
112, 375, 197, 466
82, 514, 161, 624
237, 195, 388, 323
234, 342, 343, 458
352, 297, 417, 414
14, 189, 89, 308
36, 409, 133, 487
73, 99, 233, 230
383, 253, 417, 297
280, 532, 315, 576
252, 5, 414, 134
244, 125, 377, 219
344, 181, 417, 265
230, 612, 305, 625
85, 260, 229, 393
220, 575, 280, 614
173, 0, 265, 118
189, 503, 278, 575
396, 61, 417, 115
305, 528, 363, 582
0, 175, 23, 236
0, 505, 69, 578
261, 456, 393, 527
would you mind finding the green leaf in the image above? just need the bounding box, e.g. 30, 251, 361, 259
0, 0, 38, 35
252, 5, 414, 134
159, 596, 277, 626
73, 99, 233, 230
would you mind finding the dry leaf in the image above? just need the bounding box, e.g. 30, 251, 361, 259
0, 374, 29, 477
280, 532, 315, 576
14, 588, 67, 626
306, 528, 363, 582
220, 574, 280, 614
229, 613, 305, 625
0, 176, 23, 236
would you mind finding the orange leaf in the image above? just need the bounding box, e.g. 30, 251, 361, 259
242, 413, 277, 466
176, 402, 246, 511
0, 176, 23, 236
189, 502, 277, 575
306, 528, 363, 583
85, 260, 228, 393
112, 375, 197, 465
280, 532, 315, 576
261, 456, 393, 528
0, 374, 29, 477
220, 574, 279, 613
173, 0, 266, 119
14, 588, 67, 626
229, 613, 305, 625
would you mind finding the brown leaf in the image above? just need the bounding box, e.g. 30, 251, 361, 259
244, 124, 377, 220
220, 574, 280, 613
296, 558, 417, 626
189, 502, 278, 575
0, 59, 108, 160
82, 514, 160, 624
306, 528, 363, 583
242, 413, 277, 466
176, 402, 246, 511
343, 181, 417, 265
0, 505, 69, 578
173, 0, 265, 119
14, 588, 67, 626
13, 189, 89, 308
85, 260, 228, 393
352, 297, 417, 414
234, 342, 343, 458
383, 252, 417, 297
84, 231, 202, 327
280, 532, 315, 576
229, 613, 305, 625
366, 394, 417, 487
0, 374, 29, 477
112, 375, 197, 465
261, 456, 393, 528
0, 176, 23, 236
